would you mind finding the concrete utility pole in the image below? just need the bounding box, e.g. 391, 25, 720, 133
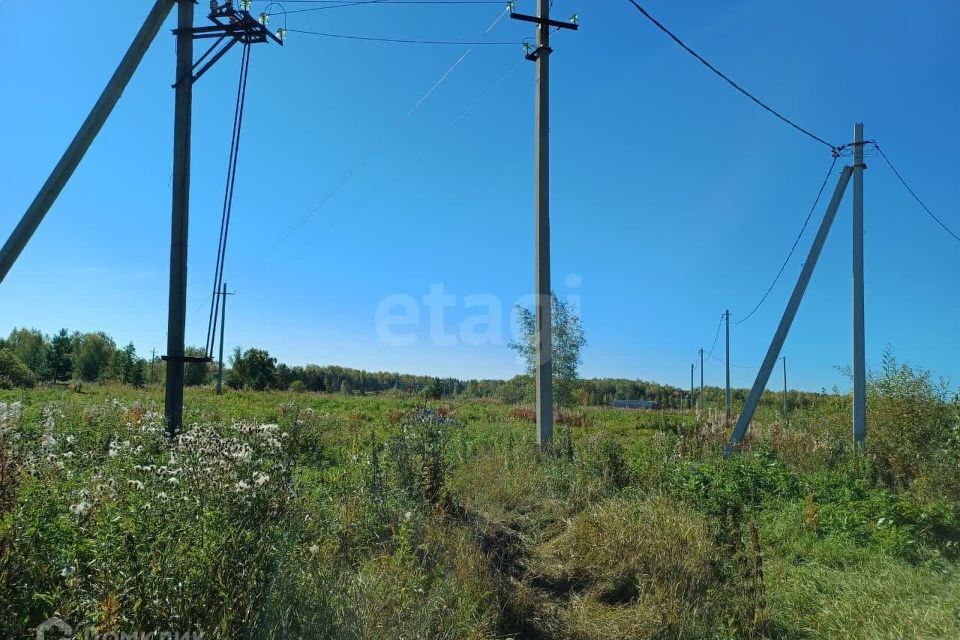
727, 166, 854, 454
164, 0, 194, 437
0, 0, 175, 284
724, 309, 731, 423
852, 123, 867, 446
510, 3, 577, 449
690, 363, 694, 410
782, 356, 788, 426
699, 348, 704, 412
216, 282, 227, 394
533, 0, 552, 449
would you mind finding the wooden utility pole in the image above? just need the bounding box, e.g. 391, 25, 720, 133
727, 167, 853, 455
511, 3, 577, 449
0, 0, 175, 284
724, 309, 731, 423
164, 0, 194, 437
852, 123, 867, 446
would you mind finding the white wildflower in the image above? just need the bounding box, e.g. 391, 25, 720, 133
308, 545, 319, 556
71, 499, 91, 517
60, 566, 76, 578
127, 480, 145, 490
253, 472, 270, 487
235, 480, 251, 492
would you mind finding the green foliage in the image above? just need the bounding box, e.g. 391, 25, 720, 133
230, 347, 277, 390
509, 292, 587, 407
183, 346, 210, 387
5, 328, 49, 380
49, 329, 73, 381
72, 331, 115, 382
0, 349, 36, 388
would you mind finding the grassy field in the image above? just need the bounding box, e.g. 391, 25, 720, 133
1, 383, 958, 639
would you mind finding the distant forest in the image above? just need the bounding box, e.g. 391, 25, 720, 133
0, 327, 831, 409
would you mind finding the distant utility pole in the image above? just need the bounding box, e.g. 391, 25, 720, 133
699, 347, 704, 413
724, 309, 731, 423
690, 363, 694, 410
215, 282, 236, 395
511, 2, 578, 449
150, 348, 158, 384
852, 123, 867, 446
782, 356, 788, 425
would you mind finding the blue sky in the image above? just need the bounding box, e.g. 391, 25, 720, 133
1, 0, 958, 392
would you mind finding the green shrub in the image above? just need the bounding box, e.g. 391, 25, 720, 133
0, 349, 35, 388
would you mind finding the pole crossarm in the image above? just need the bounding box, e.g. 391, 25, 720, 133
510, 12, 578, 61
174, 1, 283, 86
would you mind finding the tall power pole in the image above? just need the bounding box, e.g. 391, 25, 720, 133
164, 0, 194, 437
782, 356, 788, 425
699, 348, 704, 412
724, 309, 731, 423
511, 4, 577, 449
852, 123, 867, 446
690, 363, 694, 410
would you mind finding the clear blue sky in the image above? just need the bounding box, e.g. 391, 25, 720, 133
2, 0, 958, 392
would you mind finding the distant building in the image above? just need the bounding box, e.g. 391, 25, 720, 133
613, 399, 660, 410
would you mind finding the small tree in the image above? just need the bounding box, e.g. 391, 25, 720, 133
49, 329, 73, 382
509, 293, 586, 407
184, 346, 210, 387
0, 349, 36, 389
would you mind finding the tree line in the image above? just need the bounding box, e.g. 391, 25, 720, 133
0, 326, 829, 409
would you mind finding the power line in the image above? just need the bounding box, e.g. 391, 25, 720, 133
238, 6, 510, 269
734, 155, 838, 325
705, 313, 723, 360
286, 28, 518, 45
875, 143, 960, 245
266, 0, 508, 16
622, 0, 838, 152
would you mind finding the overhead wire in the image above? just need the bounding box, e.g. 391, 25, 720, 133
874, 143, 960, 245
286, 28, 519, 45
622, 0, 839, 153
241, 4, 513, 269
264, 0, 508, 16
733, 154, 838, 325
205, 41, 253, 358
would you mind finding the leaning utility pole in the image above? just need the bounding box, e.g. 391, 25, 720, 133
726, 166, 854, 455
0, 0, 176, 284
782, 356, 788, 425
852, 123, 867, 446
699, 348, 704, 413
164, 0, 195, 437
511, 3, 578, 448
724, 309, 731, 423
